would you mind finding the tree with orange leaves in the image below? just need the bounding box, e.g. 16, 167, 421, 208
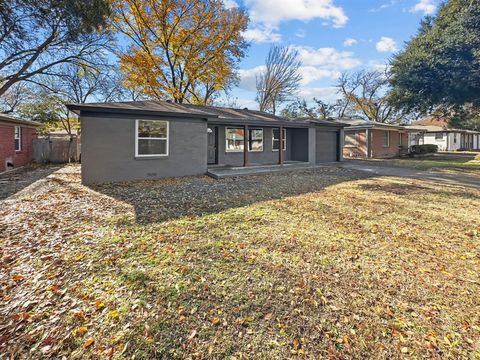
112, 0, 249, 104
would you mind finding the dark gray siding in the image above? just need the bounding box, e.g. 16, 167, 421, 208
81, 112, 207, 184
315, 127, 339, 163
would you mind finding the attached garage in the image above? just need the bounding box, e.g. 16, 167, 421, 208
315, 127, 341, 163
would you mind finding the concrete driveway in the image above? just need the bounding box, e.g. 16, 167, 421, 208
340, 159, 480, 189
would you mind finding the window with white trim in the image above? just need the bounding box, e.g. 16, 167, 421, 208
14, 126, 21, 151
453, 133, 457, 144
381, 130, 390, 147
135, 120, 169, 157
272, 128, 286, 151
398, 132, 403, 146
248, 128, 263, 151
435, 133, 444, 140
344, 132, 357, 147
226, 127, 244, 152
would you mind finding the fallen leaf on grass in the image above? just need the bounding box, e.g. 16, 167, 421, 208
12, 274, 25, 282
108, 310, 119, 319
73, 326, 88, 337
95, 300, 106, 311
84, 338, 94, 348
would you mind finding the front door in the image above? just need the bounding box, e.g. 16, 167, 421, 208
207, 126, 218, 164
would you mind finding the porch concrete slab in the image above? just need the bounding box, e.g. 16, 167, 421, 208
207, 162, 336, 179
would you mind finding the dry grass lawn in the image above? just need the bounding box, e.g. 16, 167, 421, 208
1, 164, 479, 359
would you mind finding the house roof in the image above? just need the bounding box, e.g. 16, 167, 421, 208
331, 117, 405, 130
0, 113, 42, 127
411, 116, 480, 133
66, 100, 348, 128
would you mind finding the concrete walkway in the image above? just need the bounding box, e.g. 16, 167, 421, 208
340, 160, 480, 189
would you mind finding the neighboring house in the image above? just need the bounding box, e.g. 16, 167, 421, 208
66, 100, 347, 184
0, 114, 41, 173
332, 118, 410, 159
406, 118, 480, 151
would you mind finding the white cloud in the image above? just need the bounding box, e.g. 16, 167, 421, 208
223, 0, 238, 9
237, 66, 266, 92
375, 37, 398, 52
369, 0, 400, 12
410, 0, 436, 15
244, 0, 348, 28
298, 66, 339, 85
343, 38, 358, 47
295, 29, 306, 38
298, 87, 341, 102
238, 47, 360, 92
294, 46, 361, 69
242, 26, 282, 43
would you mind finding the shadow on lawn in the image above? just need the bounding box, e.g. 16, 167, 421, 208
90, 167, 373, 224
0, 164, 64, 200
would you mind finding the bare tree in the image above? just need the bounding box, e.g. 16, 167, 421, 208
19, 61, 124, 135
0, 0, 111, 97
256, 45, 302, 114
336, 68, 409, 123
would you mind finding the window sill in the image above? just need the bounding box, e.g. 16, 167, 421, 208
272, 149, 286, 152
226, 150, 244, 153
135, 155, 169, 160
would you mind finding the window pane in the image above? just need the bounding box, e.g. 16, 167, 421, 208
345, 132, 356, 146
226, 128, 244, 151
382, 131, 389, 147
249, 139, 263, 151
15, 139, 20, 151
138, 139, 167, 155
138, 120, 167, 138
249, 129, 263, 151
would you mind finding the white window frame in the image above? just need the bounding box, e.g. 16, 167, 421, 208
135, 119, 169, 157
435, 132, 444, 140
14, 126, 21, 152
381, 130, 390, 148
248, 128, 264, 152
344, 132, 357, 147
225, 127, 245, 152
272, 128, 287, 152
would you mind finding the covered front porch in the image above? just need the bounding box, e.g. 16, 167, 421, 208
207, 122, 311, 169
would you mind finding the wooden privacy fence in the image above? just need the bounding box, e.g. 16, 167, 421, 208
33, 138, 81, 163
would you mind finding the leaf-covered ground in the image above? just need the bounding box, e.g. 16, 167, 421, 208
1, 164, 479, 359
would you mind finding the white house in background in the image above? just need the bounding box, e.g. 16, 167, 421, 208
405, 118, 480, 151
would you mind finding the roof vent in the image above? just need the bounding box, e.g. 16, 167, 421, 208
166, 99, 172, 103
243, 107, 248, 110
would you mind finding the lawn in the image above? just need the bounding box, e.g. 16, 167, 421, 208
1, 164, 479, 359
370, 155, 480, 173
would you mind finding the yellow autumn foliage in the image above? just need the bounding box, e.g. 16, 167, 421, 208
111, 0, 249, 104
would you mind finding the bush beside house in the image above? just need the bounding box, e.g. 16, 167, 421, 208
409, 144, 438, 156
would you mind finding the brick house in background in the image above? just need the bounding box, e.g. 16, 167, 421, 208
333, 118, 410, 159
0, 114, 41, 173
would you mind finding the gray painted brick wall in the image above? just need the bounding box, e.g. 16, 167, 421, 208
81, 112, 207, 184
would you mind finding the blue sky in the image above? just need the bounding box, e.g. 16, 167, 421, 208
225, 0, 439, 109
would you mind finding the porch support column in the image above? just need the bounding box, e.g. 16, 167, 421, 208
243, 125, 249, 167
365, 128, 371, 159
278, 126, 284, 165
